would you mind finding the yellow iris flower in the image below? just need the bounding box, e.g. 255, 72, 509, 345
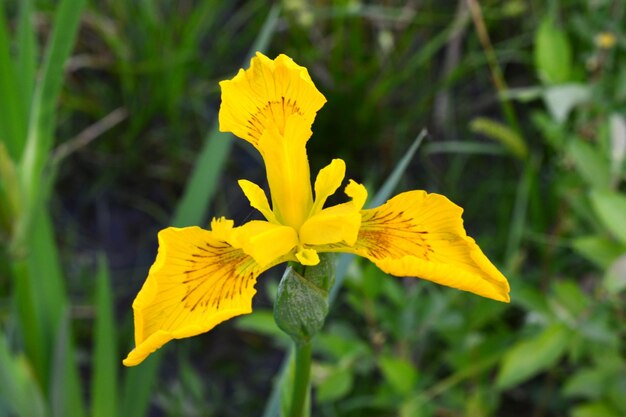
123, 52, 510, 367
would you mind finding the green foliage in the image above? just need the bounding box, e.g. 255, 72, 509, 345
1, 0, 625, 416
496, 323, 572, 389
534, 17, 573, 85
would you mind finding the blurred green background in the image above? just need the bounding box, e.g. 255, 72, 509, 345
1, 0, 625, 416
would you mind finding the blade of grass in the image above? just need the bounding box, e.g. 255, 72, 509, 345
13, 208, 70, 389
505, 155, 537, 271
10, 258, 47, 387
17, 0, 37, 130
0, 4, 27, 159
0, 334, 47, 417
424, 140, 508, 156
28, 210, 69, 342
369, 129, 427, 208
172, 3, 280, 227
92, 254, 117, 417
119, 352, 162, 417
19, 0, 86, 244
50, 310, 85, 417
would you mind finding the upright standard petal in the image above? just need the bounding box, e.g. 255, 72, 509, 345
309, 159, 346, 216
219, 52, 326, 149
123, 225, 281, 366
343, 191, 510, 302
238, 179, 278, 223
259, 114, 314, 228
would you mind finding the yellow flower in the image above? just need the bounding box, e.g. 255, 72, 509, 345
595, 32, 616, 49
123, 52, 510, 367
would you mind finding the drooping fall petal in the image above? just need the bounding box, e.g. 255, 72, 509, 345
123, 225, 281, 366
343, 191, 510, 302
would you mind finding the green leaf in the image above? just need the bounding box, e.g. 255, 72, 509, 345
470, 117, 528, 159
50, 311, 85, 417
0, 335, 47, 417
496, 323, 571, 389
567, 138, 611, 189
369, 129, 426, 208
0, 4, 27, 159
572, 402, 621, 417
608, 372, 626, 413
534, 17, 572, 85
317, 366, 353, 403
572, 235, 626, 269
379, 356, 418, 395
589, 189, 626, 245
604, 254, 626, 295
610, 114, 626, 180
19, 0, 86, 234
92, 254, 118, 417
551, 280, 590, 318
564, 368, 608, 399
236, 310, 288, 342
16, 0, 37, 124
120, 353, 161, 417
543, 84, 591, 123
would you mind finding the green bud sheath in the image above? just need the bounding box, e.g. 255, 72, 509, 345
274, 253, 336, 345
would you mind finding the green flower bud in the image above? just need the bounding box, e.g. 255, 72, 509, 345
273, 253, 335, 344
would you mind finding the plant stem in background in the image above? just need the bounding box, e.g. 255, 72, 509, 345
466, 0, 522, 136
289, 342, 312, 417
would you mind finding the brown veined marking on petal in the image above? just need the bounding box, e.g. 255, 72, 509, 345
179, 240, 256, 313
356, 208, 435, 261
246, 96, 305, 144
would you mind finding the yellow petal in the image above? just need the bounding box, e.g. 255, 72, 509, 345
218, 52, 326, 148
345, 179, 368, 211
238, 179, 278, 223
300, 178, 366, 247
210, 217, 234, 241
123, 226, 274, 366
300, 204, 361, 246
347, 191, 510, 302
230, 220, 299, 267
310, 159, 346, 216
260, 114, 313, 228
295, 247, 320, 266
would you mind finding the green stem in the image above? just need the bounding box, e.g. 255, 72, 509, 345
289, 341, 312, 417
466, 0, 522, 136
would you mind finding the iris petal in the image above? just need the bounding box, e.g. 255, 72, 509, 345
230, 220, 299, 267
238, 179, 278, 223
123, 225, 274, 366
310, 159, 346, 216
335, 191, 510, 302
300, 179, 366, 247
218, 52, 326, 150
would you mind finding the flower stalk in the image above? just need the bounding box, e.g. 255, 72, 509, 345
273, 255, 335, 416
289, 341, 312, 417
